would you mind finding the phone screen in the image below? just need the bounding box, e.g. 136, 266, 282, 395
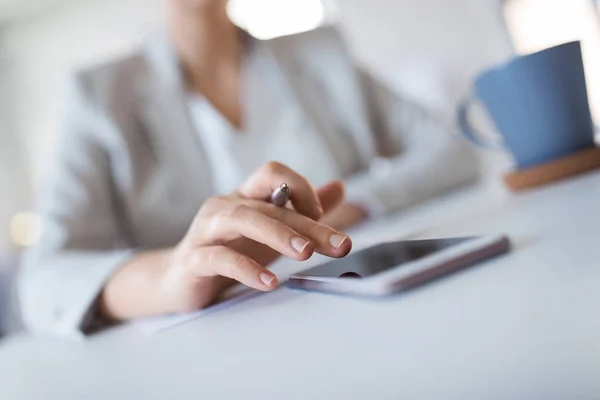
296, 238, 472, 279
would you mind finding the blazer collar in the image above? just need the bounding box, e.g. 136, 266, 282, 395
136, 28, 370, 191
140, 29, 259, 94
141, 30, 184, 94
137, 31, 215, 199
136, 29, 273, 198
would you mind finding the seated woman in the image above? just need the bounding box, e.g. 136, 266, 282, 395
19, 0, 477, 338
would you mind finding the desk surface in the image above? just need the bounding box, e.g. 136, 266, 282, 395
1, 173, 599, 400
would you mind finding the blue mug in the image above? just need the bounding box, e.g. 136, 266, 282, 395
459, 41, 596, 169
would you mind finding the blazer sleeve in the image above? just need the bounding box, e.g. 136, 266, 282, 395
343, 70, 479, 216
18, 75, 134, 340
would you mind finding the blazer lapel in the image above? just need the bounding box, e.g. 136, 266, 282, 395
265, 30, 376, 172
135, 28, 374, 200
138, 33, 216, 200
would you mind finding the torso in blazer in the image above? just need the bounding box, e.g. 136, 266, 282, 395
83, 26, 380, 250
20, 25, 478, 338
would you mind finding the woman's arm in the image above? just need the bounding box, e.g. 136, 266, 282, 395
23, 87, 352, 336
341, 70, 479, 222
19, 75, 134, 339
98, 167, 351, 322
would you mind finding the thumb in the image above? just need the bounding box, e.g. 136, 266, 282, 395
317, 180, 345, 214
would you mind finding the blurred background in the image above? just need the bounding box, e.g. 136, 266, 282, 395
0, 0, 599, 334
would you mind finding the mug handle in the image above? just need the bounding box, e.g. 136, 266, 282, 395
458, 94, 501, 150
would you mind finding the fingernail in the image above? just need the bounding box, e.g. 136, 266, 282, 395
330, 234, 348, 249
291, 237, 310, 253
260, 272, 276, 287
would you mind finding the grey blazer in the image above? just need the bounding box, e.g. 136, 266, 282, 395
19, 26, 477, 339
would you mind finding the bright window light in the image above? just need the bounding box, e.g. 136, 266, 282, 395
10, 211, 42, 248
227, 0, 326, 40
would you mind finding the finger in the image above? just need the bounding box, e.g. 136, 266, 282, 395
238, 161, 323, 220
317, 180, 345, 214
258, 204, 353, 258
187, 245, 278, 291
195, 204, 314, 260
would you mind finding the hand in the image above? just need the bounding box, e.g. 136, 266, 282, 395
164, 167, 352, 311
320, 203, 369, 231
100, 162, 352, 319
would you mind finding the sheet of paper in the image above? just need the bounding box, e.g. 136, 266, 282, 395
132, 287, 261, 335
131, 229, 401, 335
131, 257, 307, 335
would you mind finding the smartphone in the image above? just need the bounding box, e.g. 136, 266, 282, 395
285, 235, 510, 296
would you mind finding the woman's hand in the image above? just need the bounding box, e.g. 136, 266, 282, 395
320, 203, 369, 231
99, 162, 352, 320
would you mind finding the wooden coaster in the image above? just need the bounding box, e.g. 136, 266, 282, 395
504, 146, 600, 191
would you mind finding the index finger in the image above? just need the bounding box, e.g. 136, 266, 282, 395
187, 245, 278, 292
237, 161, 323, 220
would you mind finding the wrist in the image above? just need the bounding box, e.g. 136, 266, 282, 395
99, 248, 174, 321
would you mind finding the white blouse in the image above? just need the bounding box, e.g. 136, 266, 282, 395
187, 42, 378, 211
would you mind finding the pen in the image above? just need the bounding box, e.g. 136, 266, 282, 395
269, 183, 290, 207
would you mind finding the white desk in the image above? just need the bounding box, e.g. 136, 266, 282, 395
1, 172, 599, 400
